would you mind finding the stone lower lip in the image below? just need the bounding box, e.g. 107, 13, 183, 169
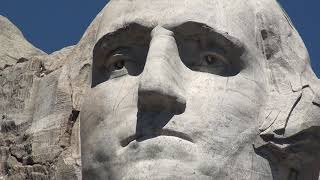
120, 129, 194, 147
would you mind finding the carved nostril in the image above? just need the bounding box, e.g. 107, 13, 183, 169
138, 26, 187, 114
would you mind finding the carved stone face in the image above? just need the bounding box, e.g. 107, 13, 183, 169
80, 1, 302, 179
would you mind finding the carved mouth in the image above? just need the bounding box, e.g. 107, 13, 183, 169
120, 129, 194, 147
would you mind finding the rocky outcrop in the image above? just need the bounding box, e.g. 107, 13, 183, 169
0, 10, 103, 179
0, 16, 46, 70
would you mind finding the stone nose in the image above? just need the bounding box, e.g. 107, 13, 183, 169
138, 26, 186, 114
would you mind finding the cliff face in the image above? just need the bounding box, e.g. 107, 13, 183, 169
0, 11, 103, 180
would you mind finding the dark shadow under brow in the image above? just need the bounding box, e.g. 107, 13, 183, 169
171, 21, 245, 77
171, 21, 245, 55
93, 23, 151, 63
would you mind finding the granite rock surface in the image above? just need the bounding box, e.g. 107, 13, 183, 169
0, 11, 103, 179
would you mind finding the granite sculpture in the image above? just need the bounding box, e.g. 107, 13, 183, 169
0, 0, 320, 180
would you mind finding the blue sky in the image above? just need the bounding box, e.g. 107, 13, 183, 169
0, 0, 319, 77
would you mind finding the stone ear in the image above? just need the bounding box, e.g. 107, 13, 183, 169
258, 76, 320, 139
254, 79, 320, 171
254, 9, 320, 139
255, 12, 302, 138
252, 2, 320, 177
258, 85, 319, 136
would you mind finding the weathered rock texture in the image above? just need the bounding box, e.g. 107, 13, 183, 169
1, 0, 320, 180
0, 16, 46, 70
0, 11, 103, 179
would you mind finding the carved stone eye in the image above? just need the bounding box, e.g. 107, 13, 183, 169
202, 53, 229, 67
191, 52, 234, 76
114, 60, 125, 70
204, 54, 218, 65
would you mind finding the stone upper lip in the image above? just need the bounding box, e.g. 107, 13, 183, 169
120, 129, 194, 147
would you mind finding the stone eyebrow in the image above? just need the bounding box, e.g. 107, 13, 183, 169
96, 23, 151, 50
93, 23, 151, 64
171, 21, 245, 54
96, 21, 244, 54
93, 21, 245, 67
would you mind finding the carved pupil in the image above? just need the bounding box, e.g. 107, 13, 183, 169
114, 60, 125, 70
205, 55, 217, 65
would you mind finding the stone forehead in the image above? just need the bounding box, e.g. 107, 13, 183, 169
97, 0, 268, 44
